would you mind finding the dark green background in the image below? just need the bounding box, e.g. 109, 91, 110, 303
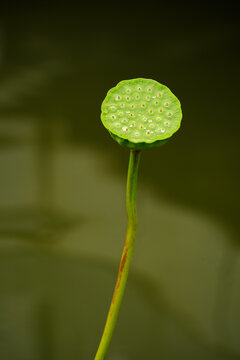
0, 2, 239, 359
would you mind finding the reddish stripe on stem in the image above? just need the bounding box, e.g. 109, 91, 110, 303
111, 244, 128, 305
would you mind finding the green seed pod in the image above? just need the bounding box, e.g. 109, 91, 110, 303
101, 78, 182, 150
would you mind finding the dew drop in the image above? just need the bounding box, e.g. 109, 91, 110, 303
146, 130, 151, 135
120, 103, 125, 108
115, 123, 120, 127
157, 92, 162, 97
141, 103, 145, 107
167, 112, 172, 116
111, 115, 116, 119
135, 94, 140, 99
137, 87, 142, 91
111, 106, 116, 110
159, 108, 163, 112
126, 89, 131, 93
130, 104, 135, 108
122, 126, 128, 131
126, 96, 130, 101
147, 88, 152, 92
149, 109, 153, 114
135, 132, 139, 136
116, 95, 121, 100
146, 96, 150, 101
164, 121, 169, 126
154, 101, 159, 105
148, 119, 152, 123
165, 102, 169, 107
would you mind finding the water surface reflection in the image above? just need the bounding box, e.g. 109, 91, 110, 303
0, 136, 239, 359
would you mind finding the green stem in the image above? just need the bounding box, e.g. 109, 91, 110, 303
94, 149, 141, 360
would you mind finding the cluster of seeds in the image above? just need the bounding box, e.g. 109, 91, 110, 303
101, 79, 182, 144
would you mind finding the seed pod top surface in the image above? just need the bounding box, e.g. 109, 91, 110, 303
101, 78, 182, 149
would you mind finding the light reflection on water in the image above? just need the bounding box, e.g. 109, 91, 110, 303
0, 130, 239, 359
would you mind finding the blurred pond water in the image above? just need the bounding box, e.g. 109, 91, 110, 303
0, 3, 239, 360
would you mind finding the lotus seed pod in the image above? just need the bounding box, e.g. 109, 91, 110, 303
101, 78, 182, 150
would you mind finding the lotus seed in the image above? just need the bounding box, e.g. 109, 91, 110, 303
101, 78, 182, 149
